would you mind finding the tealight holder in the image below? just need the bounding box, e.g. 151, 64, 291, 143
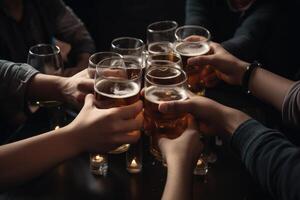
90, 153, 108, 176
126, 139, 143, 174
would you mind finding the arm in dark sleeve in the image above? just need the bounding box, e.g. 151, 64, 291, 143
52, 0, 95, 55
231, 119, 300, 200
222, 2, 278, 62
185, 0, 212, 28
282, 81, 300, 129
0, 60, 39, 104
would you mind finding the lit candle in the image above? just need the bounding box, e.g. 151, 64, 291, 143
90, 154, 108, 176
54, 125, 60, 130
130, 158, 138, 168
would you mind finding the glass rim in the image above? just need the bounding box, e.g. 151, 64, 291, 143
145, 65, 187, 87
95, 57, 143, 82
89, 52, 123, 68
29, 44, 60, 57
111, 37, 145, 51
147, 20, 178, 33
175, 25, 211, 42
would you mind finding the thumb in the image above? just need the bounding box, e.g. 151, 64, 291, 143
159, 100, 194, 115
83, 94, 95, 108
188, 55, 214, 67
78, 79, 94, 94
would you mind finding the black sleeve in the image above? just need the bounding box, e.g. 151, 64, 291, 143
48, 0, 95, 55
185, 0, 212, 28
231, 119, 300, 200
222, 2, 278, 62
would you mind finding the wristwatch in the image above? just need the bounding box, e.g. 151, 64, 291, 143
242, 61, 261, 94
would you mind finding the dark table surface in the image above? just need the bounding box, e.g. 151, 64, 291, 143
0, 84, 273, 200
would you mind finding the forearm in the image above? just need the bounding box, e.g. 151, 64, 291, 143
27, 73, 67, 102
162, 157, 194, 200
248, 67, 294, 111
0, 126, 81, 189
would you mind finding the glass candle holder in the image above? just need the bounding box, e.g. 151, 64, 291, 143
126, 138, 143, 174
90, 153, 108, 176
193, 154, 208, 176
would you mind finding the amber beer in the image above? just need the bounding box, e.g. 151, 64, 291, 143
144, 66, 188, 160
94, 79, 140, 108
175, 42, 210, 95
145, 86, 188, 159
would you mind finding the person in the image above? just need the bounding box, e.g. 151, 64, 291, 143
0, 0, 95, 76
158, 42, 300, 200
185, 0, 300, 80
0, 60, 143, 189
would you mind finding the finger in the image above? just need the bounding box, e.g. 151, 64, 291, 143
184, 35, 207, 42
188, 55, 214, 67
114, 117, 143, 133
113, 130, 141, 144
115, 100, 143, 120
203, 73, 220, 88
158, 99, 194, 115
83, 94, 95, 108
77, 79, 94, 94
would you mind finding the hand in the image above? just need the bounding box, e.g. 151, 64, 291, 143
59, 69, 93, 108
159, 96, 251, 136
188, 42, 249, 86
68, 94, 143, 153
158, 117, 203, 168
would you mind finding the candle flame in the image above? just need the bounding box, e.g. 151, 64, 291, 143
130, 158, 138, 167
94, 155, 104, 162
54, 125, 60, 130
197, 159, 203, 166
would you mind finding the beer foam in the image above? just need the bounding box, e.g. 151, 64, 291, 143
95, 79, 140, 99
175, 42, 210, 57
145, 86, 188, 104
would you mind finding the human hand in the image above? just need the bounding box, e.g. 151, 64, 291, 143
59, 69, 93, 108
188, 42, 249, 86
159, 96, 250, 136
158, 117, 203, 168
68, 94, 143, 153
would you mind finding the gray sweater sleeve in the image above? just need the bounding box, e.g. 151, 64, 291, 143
282, 81, 300, 129
53, 0, 95, 55
0, 60, 39, 120
231, 119, 300, 200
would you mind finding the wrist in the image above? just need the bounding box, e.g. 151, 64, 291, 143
57, 77, 69, 103
60, 123, 85, 154
236, 61, 249, 86
222, 107, 251, 136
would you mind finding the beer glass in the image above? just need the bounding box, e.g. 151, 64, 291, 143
147, 21, 178, 55
27, 44, 64, 107
88, 52, 122, 78
94, 57, 142, 154
144, 64, 188, 160
146, 53, 183, 69
175, 25, 211, 96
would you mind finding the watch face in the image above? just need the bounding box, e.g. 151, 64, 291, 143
227, 0, 256, 12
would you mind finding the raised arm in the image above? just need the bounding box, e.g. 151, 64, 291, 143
188, 43, 295, 112
0, 95, 143, 189
159, 118, 202, 200
159, 96, 300, 200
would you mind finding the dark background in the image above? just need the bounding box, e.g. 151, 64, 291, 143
64, 0, 186, 51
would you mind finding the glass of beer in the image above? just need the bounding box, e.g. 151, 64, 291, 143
27, 44, 64, 107
147, 21, 178, 56
94, 57, 142, 154
146, 52, 183, 69
144, 64, 188, 161
175, 25, 211, 96
88, 52, 122, 78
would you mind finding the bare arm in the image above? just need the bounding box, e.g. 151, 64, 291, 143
188, 43, 295, 111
